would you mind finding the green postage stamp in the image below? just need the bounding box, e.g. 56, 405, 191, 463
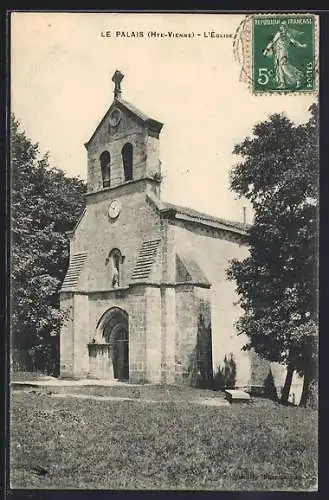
234, 13, 318, 94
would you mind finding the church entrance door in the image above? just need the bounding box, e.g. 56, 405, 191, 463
111, 326, 129, 380
102, 308, 129, 381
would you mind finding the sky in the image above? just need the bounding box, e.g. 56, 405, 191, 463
11, 12, 316, 224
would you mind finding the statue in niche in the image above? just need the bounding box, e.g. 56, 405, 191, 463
112, 258, 120, 288
106, 249, 123, 289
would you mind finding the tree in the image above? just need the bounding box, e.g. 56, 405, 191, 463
226, 104, 318, 407
11, 115, 86, 374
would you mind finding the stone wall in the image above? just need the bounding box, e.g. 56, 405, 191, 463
173, 220, 252, 387
86, 103, 161, 194
61, 285, 153, 381
175, 284, 196, 384
194, 287, 213, 388
88, 287, 147, 382
126, 285, 147, 383
271, 362, 304, 405
249, 349, 271, 389
69, 183, 162, 292
61, 97, 168, 381
160, 286, 176, 384
145, 287, 162, 383
61, 181, 164, 381
87, 107, 147, 193
72, 294, 90, 377
59, 292, 74, 377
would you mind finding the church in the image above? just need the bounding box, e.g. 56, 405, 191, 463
59, 70, 270, 390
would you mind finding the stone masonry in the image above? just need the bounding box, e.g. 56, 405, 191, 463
60, 70, 270, 390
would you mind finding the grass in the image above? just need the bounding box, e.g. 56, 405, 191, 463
10, 371, 56, 382
10, 391, 317, 490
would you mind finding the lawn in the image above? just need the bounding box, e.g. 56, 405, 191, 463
10, 391, 317, 490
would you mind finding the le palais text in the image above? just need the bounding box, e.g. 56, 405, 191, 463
100, 30, 233, 39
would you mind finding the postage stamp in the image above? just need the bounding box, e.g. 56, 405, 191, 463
234, 13, 319, 94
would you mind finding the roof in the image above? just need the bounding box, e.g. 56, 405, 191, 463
85, 98, 163, 148
131, 239, 161, 281
116, 98, 163, 132
176, 253, 211, 286
146, 193, 249, 236
61, 252, 88, 292
117, 98, 150, 122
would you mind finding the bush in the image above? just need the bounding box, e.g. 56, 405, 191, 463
213, 353, 236, 390
263, 369, 278, 401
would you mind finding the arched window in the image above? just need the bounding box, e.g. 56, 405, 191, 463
100, 151, 111, 188
121, 143, 133, 181
106, 248, 124, 288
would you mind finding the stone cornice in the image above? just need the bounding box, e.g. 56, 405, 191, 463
60, 280, 211, 294
85, 177, 160, 199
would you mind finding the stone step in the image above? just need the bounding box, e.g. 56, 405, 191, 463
224, 389, 251, 403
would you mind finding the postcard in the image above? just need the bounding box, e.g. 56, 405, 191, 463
10, 12, 319, 491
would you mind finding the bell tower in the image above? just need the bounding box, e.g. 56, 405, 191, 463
84, 70, 164, 197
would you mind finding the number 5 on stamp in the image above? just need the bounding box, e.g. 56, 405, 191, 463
252, 14, 317, 94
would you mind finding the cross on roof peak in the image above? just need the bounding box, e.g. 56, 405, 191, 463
112, 70, 124, 99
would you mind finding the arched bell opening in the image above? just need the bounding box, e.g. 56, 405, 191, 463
100, 151, 111, 188
122, 142, 133, 181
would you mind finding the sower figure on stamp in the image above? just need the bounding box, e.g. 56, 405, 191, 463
263, 21, 307, 89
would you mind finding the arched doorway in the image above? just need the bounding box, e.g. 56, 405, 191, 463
100, 307, 129, 380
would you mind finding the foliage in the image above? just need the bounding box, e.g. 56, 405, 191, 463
227, 104, 318, 405
11, 115, 86, 374
263, 370, 278, 401
213, 353, 237, 390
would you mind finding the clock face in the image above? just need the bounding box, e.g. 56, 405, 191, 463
108, 199, 121, 219
109, 108, 121, 127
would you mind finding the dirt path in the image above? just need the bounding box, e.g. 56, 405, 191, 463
12, 388, 230, 407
